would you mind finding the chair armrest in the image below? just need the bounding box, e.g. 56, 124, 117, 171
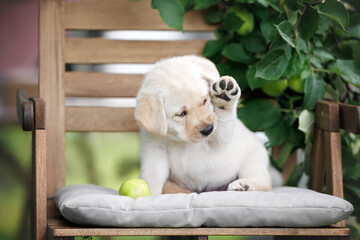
17, 89, 34, 131
16, 89, 46, 131
339, 102, 360, 134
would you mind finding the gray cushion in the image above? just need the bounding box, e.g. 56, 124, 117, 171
55, 184, 353, 227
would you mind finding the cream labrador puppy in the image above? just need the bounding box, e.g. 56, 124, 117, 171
135, 55, 272, 195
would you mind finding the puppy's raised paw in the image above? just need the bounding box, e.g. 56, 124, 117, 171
227, 179, 254, 192
211, 76, 241, 109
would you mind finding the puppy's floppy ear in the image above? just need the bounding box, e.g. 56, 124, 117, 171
135, 93, 167, 137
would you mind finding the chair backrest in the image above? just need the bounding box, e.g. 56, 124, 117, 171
39, 0, 215, 218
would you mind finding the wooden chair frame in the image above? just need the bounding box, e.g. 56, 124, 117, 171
16, 0, 360, 239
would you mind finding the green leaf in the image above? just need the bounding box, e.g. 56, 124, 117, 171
236, 0, 255, 3
217, 62, 249, 90
312, 48, 335, 63
194, 0, 218, 9
276, 142, 295, 167
286, 53, 307, 79
324, 84, 340, 102
285, 0, 298, 11
345, 14, 360, 38
299, 6, 319, 41
238, 99, 281, 130
254, 4, 269, 20
214, 28, 234, 41
256, 49, 289, 80
202, 40, 226, 58
223, 12, 244, 31
275, 21, 295, 48
180, 0, 195, 9
242, 31, 267, 53
256, 0, 269, 7
265, 118, 288, 146
316, 15, 332, 34
261, 15, 284, 43
269, 38, 287, 51
205, 6, 223, 24
318, 0, 349, 30
266, 0, 283, 13
333, 76, 347, 92
151, 0, 184, 31
276, 142, 294, 167
302, 74, 325, 110
300, 0, 323, 3
286, 163, 304, 187
221, 43, 254, 64
287, 125, 306, 146
295, 37, 308, 53
246, 65, 268, 90
329, 59, 360, 87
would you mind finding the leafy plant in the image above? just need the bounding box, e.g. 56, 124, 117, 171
150, 0, 360, 235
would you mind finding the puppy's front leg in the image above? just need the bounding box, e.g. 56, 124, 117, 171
210, 76, 241, 119
139, 133, 169, 195
228, 148, 272, 192
210, 76, 241, 140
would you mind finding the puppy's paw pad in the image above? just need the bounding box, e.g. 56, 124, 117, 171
227, 179, 253, 192
211, 76, 241, 104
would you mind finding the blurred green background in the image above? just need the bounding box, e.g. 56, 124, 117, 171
0, 0, 358, 240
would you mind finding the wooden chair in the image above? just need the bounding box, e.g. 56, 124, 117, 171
16, 0, 360, 239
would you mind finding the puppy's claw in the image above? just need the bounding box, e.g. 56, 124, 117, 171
226, 81, 234, 91
231, 87, 239, 96
212, 83, 217, 92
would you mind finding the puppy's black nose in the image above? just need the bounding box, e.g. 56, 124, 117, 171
200, 124, 214, 137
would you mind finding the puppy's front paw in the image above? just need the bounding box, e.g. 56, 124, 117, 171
227, 179, 254, 192
210, 76, 241, 109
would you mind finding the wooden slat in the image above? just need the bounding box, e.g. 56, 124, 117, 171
65, 107, 139, 132
339, 102, 360, 134
31, 130, 47, 240
65, 0, 215, 31
309, 128, 325, 192
39, 0, 65, 219
315, 101, 340, 132
47, 219, 351, 237
65, 38, 207, 64
65, 72, 142, 97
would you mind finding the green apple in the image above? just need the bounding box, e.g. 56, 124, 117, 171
261, 79, 288, 97
227, 6, 254, 36
119, 179, 151, 198
288, 76, 304, 93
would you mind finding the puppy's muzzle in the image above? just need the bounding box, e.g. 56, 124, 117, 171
200, 123, 214, 137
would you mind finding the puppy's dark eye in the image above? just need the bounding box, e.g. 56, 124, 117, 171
203, 98, 207, 105
177, 111, 187, 117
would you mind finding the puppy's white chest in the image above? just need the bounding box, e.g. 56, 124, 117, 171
166, 143, 239, 192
